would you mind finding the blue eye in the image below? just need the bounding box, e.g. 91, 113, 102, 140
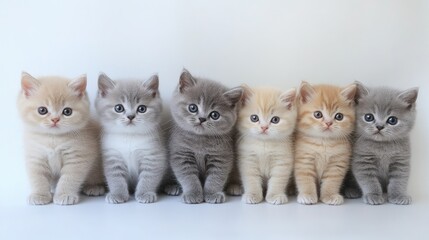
387, 116, 398, 125
209, 111, 220, 120
335, 113, 343, 121
115, 104, 124, 113
62, 107, 72, 116
38, 107, 48, 115
250, 114, 259, 122
188, 104, 198, 113
364, 114, 374, 122
137, 105, 147, 113
314, 111, 323, 119
271, 116, 280, 124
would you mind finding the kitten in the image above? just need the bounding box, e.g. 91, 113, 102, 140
294, 81, 356, 205
17, 72, 105, 205
169, 69, 243, 204
348, 82, 418, 205
237, 85, 297, 204
95, 73, 168, 204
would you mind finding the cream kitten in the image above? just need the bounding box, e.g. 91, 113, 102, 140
237, 86, 297, 204
17, 72, 105, 205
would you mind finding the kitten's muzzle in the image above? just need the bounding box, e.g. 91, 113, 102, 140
127, 115, 135, 121
198, 117, 207, 123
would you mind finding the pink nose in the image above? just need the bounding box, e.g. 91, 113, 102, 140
261, 126, 269, 132
51, 118, 60, 124
325, 121, 333, 127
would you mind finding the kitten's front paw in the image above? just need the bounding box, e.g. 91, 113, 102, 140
242, 193, 263, 204
82, 185, 106, 196
105, 193, 129, 204
297, 193, 318, 205
344, 187, 362, 199
163, 184, 182, 196
205, 192, 226, 204
181, 192, 203, 204
266, 194, 288, 205
28, 193, 52, 205
321, 194, 344, 205
135, 192, 157, 204
388, 194, 412, 205
226, 184, 243, 196
363, 193, 385, 205
54, 194, 79, 205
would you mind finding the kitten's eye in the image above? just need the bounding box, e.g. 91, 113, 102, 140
114, 104, 125, 113
271, 116, 280, 124
334, 113, 344, 121
364, 114, 374, 122
387, 116, 398, 125
209, 111, 220, 120
38, 107, 48, 115
62, 107, 73, 116
188, 104, 198, 113
137, 105, 147, 113
250, 114, 259, 122
313, 111, 323, 119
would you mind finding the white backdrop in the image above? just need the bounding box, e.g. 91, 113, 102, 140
1, 1, 428, 239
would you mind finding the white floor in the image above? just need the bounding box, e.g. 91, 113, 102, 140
1, 193, 428, 240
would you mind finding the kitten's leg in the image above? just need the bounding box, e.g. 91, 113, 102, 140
203, 154, 233, 204
320, 156, 349, 205
387, 157, 411, 205
342, 170, 362, 199
352, 156, 384, 205
240, 156, 263, 204
171, 151, 203, 204
162, 168, 182, 196
103, 152, 130, 204
82, 156, 106, 197
26, 157, 53, 205
295, 155, 318, 205
225, 162, 243, 196
265, 158, 292, 205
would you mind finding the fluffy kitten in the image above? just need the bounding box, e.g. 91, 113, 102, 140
347, 82, 418, 205
237, 86, 297, 204
169, 69, 243, 204
294, 81, 356, 205
17, 72, 105, 205
95, 73, 168, 204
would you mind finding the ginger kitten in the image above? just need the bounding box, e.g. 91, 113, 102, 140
294, 81, 356, 205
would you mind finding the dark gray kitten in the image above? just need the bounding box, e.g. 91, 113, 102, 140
169, 69, 243, 204
346, 82, 418, 205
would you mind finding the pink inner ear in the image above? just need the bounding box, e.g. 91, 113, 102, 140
22, 81, 33, 97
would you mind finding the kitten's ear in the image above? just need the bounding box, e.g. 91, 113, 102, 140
398, 87, 419, 107
98, 73, 116, 97
240, 84, 253, 106
179, 68, 197, 93
340, 83, 357, 105
143, 74, 159, 98
224, 87, 244, 107
354, 81, 369, 104
21, 72, 40, 97
69, 74, 87, 97
298, 81, 315, 104
280, 88, 297, 110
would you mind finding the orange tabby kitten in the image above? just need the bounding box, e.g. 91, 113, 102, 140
294, 81, 356, 205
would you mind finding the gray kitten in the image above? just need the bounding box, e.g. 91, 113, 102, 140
95, 73, 168, 204
169, 69, 243, 204
346, 82, 418, 205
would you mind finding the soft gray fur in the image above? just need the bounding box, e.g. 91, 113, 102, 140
95, 73, 168, 204
169, 69, 243, 204
346, 82, 418, 205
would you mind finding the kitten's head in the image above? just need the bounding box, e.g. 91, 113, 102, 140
238, 85, 297, 140
297, 81, 356, 139
354, 82, 418, 142
171, 69, 243, 136
95, 73, 162, 134
17, 72, 90, 134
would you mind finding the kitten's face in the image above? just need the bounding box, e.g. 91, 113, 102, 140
95, 74, 162, 134
297, 82, 356, 139
171, 70, 243, 136
238, 86, 297, 140
355, 84, 418, 142
17, 73, 90, 134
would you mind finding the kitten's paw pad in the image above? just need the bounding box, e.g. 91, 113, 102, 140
105, 193, 129, 204
388, 195, 412, 205
266, 194, 288, 205
205, 192, 226, 204
363, 193, 384, 205
163, 184, 182, 196
136, 192, 157, 204
54, 194, 79, 205
226, 184, 243, 196
28, 193, 52, 205
344, 187, 362, 199
242, 193, 263, 204
181, 192, 203, 204
82, 185, 106, 196
321, 194, 344, 205
297, 193, 318, 205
